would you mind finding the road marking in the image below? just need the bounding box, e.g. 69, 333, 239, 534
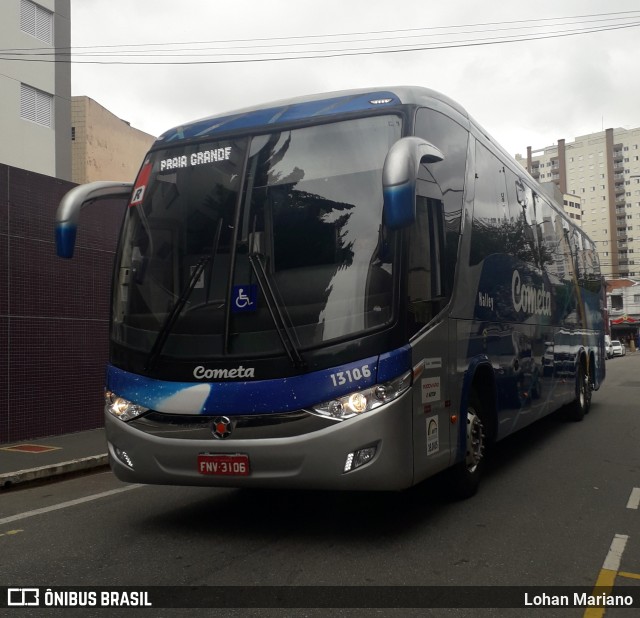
0, 529, 23, 538
602, 534, 629, 571
0, 485, 142, 526
583, 534, 629, 618
618, 571, 640, 581
626, 487, 640, 510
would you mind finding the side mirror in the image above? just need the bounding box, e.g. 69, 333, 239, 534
382, 137, 444, 229
55, 181, 133, 258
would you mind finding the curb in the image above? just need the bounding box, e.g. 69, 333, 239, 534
0, 454, 109, 489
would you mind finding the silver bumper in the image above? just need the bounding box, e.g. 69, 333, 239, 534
105, 393, 414, 491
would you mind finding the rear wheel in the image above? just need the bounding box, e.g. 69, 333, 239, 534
566, 360, 590, 421
447, 390, 486, 500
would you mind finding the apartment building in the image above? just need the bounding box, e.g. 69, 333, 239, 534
516, 126, 640, 278
0, 0, 71, 180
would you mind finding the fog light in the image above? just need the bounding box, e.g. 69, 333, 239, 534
343, 445, 377, 473
115, 447, 134, 469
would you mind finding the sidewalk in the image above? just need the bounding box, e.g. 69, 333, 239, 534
0, 428, 108, 489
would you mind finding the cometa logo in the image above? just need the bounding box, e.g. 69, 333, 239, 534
193, 365, 255, 380
512, 270, 551, 317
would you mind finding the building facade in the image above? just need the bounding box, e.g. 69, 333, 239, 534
516, 126, 640, 279
71, 96, 156, 184
606, 278, 640, 347
0, 0, 71, 180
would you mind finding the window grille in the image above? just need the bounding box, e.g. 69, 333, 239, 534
20, 84, 53, 128
20, 0, 53, 44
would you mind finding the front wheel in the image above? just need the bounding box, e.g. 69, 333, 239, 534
447, 391, 486, 500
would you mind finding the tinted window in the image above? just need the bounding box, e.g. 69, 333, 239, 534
414, 108, 468, 289
469, 143, 509, 265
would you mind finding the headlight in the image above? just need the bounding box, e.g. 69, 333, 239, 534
310, 371, 412, 420
105, 391, 148, 422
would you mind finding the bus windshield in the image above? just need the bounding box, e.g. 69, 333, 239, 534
112, 115, 402, 362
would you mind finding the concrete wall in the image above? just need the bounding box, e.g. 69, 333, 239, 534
71, 97, 156, 184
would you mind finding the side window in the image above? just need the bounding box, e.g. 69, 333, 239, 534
534, 194, 558, 276
582, 237, 602, 294
408, 108, 468, 336
505, 170, 541, 267
556, 216, 574, 282
407, 197, 446, 334
414, 108, 468, 290
469, 143, 508, 265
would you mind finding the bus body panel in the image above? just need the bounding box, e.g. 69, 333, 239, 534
409, 320, 457, 484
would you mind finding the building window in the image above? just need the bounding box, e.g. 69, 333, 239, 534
71, 126, 75, 141
20, 0, 53, 44
20, 83, 53, 128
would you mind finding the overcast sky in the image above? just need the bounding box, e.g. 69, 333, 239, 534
70, 0, 640, 157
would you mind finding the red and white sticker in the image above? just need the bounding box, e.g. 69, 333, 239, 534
130, 162, 152, 206
421, 377, 441, 404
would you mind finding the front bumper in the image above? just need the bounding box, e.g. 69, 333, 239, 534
105, 391, 414, 491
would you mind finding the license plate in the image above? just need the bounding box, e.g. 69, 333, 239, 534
197, 454, 250, 476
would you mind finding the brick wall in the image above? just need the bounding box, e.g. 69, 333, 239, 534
0, 163, 125, 442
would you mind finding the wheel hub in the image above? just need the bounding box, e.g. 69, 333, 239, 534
465, 409, 485, 473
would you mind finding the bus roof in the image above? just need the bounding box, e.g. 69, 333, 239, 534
155, 86, 470, 144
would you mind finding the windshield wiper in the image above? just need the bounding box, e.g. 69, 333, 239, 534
144, 256, 210, 371
248, 252, 306, 369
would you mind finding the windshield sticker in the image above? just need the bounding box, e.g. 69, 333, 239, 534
130, 163, 152, 206
160, 147, 232, 172
232, 284, 258, 313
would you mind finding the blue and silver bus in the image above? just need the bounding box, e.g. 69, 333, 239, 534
56, 86, 605, 497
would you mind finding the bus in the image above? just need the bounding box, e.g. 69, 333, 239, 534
55, 86, 605, 498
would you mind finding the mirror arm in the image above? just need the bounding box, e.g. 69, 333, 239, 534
55, 181, 133, 258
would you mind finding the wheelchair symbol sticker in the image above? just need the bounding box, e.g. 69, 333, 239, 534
232, 284, 257, 313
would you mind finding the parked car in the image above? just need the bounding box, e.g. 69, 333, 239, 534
611, 340, 626, 357
605, 335, 613, 359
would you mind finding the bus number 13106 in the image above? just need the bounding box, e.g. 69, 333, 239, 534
329, 365, 372, 387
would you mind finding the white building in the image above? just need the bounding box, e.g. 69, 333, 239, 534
0, 0, 71, 180
607, 278, 640, 345
516, 127, 640, 278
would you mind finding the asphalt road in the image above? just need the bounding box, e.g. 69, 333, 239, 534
1, 355, 639, 617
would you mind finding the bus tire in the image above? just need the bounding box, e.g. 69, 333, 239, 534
566, 360, 590, 422
447, 390, 486, 500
